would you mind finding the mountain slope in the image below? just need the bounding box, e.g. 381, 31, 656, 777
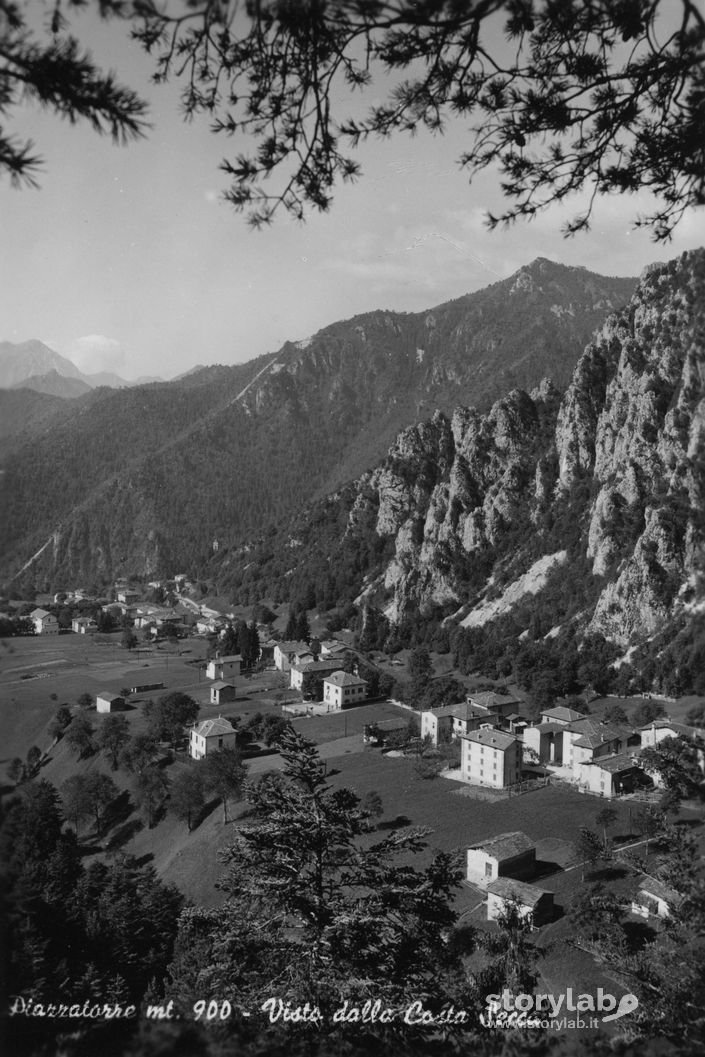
217, 250, 705, 691
0, 339, 164, 393
0, 340, 85, 388
11, 369, 92, 398
0, 259, 637, 590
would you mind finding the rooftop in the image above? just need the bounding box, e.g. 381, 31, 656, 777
469, 831, 534, 860
643, 719, 701, 739
423, 701, 491, 722
468, 691, 520, 710
293, 659, 341, 673
193, 717, 236, 738
276, 640, 311, 653
590, 753, 640, 774
541, 705, 586, 723
214, 654, 242, 664
325, 670, 368, 687
464, 728, 518, 751
637, 875, 682, 906
211, 680, 235, 690
487, 877, 550, 907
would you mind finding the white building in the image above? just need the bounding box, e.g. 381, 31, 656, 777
322, 670, 368, 710
273, 641, 313, 671
460, 728, 522, 788
96, 692, 125, 713
189, 716, 238, 759
466, 831, 535, 886
206, 655, 241, 681
30, 608, 59, 635
290, 659, 341, 692
72, 616, 97, 634
420, 701, 496, 746
210, 681, 237, 705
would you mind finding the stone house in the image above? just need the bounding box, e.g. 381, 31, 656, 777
30, 608, 59, 635
210, 681, 237, 706
487, 878, 554, 927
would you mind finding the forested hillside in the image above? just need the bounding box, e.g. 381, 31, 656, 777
0, 260, 635, 591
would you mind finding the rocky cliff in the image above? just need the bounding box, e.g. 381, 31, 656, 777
233, 250, 704, 674
362, 251, 704, 645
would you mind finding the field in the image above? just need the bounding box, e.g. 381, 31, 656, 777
3, 630, 705, 1010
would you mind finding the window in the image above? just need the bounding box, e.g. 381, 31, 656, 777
485, 862, 492, 878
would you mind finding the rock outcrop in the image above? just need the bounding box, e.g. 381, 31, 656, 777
343, 250, 705, 646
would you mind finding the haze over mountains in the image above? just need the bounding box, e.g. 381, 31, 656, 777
0, 339, 162, 394
0, 258, 638, 593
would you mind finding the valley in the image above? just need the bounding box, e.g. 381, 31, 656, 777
3, 250, 704, 1057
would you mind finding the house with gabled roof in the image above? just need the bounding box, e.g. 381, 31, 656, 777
273, 641, 313, 671
290, 658, 341, 692
30, 608, 59, 635
562, 717, 633, 771
577, 752, 644, 797
640, 719, 704, 747
540, 705, 586, 725
96, 691, 125, 713
210, 681, 237, 705
466, 831, 535, 886
487, 877, 554, 927
467, 691, 521, 718
420, 701, 498, 746
206, 655, 241, 681
460, 727, 522, 788
189, 716, 238, 759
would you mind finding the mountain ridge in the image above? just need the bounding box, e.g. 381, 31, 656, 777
0, 258, 638, 590
215, 249, 704, 694
0, 339, 164, 393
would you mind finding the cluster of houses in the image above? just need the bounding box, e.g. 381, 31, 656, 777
463, 828, 681, 927
273, 640, 369, 711
420, 693, 703, 799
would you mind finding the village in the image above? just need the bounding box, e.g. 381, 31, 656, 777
3, 570, 704, 986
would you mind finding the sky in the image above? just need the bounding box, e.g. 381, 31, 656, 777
2, 3, 704, 381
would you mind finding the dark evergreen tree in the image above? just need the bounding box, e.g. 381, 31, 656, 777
165, 729, 477, 1050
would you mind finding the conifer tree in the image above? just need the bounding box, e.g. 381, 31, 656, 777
166, 729, 477, 1048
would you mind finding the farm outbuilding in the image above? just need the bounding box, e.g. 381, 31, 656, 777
487, 878, 554, 927
96, 692, 125, 713
466, 831, 536, 887
210, 681, 237, 705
